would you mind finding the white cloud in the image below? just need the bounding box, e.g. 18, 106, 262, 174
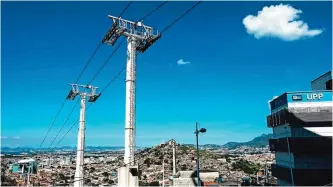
0, 136, 20, 140
177, 59, 191, 65
243, 4, 323, 41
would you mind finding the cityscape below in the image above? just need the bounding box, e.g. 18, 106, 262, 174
1, 1, 332, 187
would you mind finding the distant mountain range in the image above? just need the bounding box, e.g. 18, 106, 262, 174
221, 133, 273, 149
1, 134, 273, 153
183, 133, 273, 150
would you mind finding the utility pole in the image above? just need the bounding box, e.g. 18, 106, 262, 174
172, 140, 176, 176
66, 84, 101, 187
102, 15, 160, 187
162, 150, 165, 187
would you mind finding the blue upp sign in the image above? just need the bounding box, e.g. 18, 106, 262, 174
288, 91, 332, 103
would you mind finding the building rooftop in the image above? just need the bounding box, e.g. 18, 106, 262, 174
310, 71, 332, 83
18, 158, 35, 164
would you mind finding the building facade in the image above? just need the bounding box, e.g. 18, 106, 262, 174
11, 158, 38, 174
267, 72, 332, 186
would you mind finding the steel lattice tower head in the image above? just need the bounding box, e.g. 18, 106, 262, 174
66, 84, 101, 187
102, 15, 160, 167
102, 15, 161, 53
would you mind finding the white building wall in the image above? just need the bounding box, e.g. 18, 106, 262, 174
288, 101, 332, 108
273, 125, 333, 138
292, 127, 332, 137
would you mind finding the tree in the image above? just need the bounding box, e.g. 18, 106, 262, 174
1, 174, 17, 186
181, 165, 187, 170
102, 172, 108, 177
58, 173, 66, 180
149, 181, 160, 186
231, 159, 257, 174
154, 161, 162, 165
139, 181, 149, 186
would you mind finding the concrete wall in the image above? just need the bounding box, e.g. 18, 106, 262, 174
174, 178, 197, 187
117, 166, 138, 187
200, 172, 219, 179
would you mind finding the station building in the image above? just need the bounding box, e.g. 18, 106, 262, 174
10, 158, 38, 174
266, 71, 332, 186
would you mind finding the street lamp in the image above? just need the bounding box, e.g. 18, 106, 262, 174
195, 122, 206, 187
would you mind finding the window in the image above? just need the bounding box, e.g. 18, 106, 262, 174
325, 79, 332, 90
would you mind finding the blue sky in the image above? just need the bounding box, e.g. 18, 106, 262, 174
1, 1, 332, 147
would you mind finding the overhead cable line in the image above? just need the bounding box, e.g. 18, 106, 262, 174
160, 1, 201, 34
39, 100, 67, 148
138, 1, 168, 21
87, 38, 126, 85
74, 43, 104, 84
51, 66, 126, 150
119, 1, 133, 18
51, 1, 200, 150
41, 1, 133, 149
48, 38, 125, 150
48, 99, 80, 148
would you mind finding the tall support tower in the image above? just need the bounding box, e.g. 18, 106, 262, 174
102, 15, 160, 187
66, 84, 101, 187
103, 15, 160, 165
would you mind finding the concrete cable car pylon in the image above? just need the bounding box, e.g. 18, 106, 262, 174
102, 15, 160, 186
66, 84, 101, 187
